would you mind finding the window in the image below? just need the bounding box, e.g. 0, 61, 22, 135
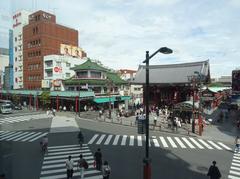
15, 57, 17, 62
15, 67, 17, 72
66, 73, 70, 78
90, 71, 101, 78
66, 63, 71, 67
15, 47, 17, 52
15, 78, 18, 83
15, 37, 17, 42
77, 71, 88, 78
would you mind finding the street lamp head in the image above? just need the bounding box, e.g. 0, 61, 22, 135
159, 47, 173, 54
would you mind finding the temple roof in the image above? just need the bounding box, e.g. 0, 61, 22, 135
132, 60, 210, 85
71, 59, 107, 71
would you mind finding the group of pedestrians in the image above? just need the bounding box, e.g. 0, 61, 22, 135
66, 131, 111, 179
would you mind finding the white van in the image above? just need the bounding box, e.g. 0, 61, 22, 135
0, 104, 12, 114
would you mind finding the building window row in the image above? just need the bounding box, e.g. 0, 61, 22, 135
28, 50, 41, 57
28, 39, 41, 48
33, 26, 39, 34
28, 64, 40, 70
28, 75, 41, 81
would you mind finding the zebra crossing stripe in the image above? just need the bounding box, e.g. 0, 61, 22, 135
49, 146, 88, 152
232, 159, 240, 164
174, 137, 186, 148
43, 158, 94, 165
232, 163, 240, 167
88, 134, 99, 144
189, 138, 204, 149
113, 135, 120, 145
152, 136, 160, 147
13, 132, 36, 141
96, 134, 106, 144
167, 137, 177, 148
42, 160, 95, 169
104, 135, 113, 145
207, 140, 222, 150
229, 170, 240, 176
121, 135, 127, 145
6, 132, 29, 141
0, 131, 15, 138
159, 137, 168, 148
197, 139, 213, 149
48, 144, 86, 149
21, 132, 42, 142
29, 132, 48, 142
228, 175, 240, 179
231, 166, 240, 171
137, 136, 142, 146
182, 137, 195, 148
217, 142, 232, 150
44, 153, 93, 160
0, 131, 23, 140
129, 136, 134, 146
233, 156, 240, 160
46, 149, 91, 156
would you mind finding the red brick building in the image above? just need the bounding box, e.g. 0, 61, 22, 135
23, 10, 78, 89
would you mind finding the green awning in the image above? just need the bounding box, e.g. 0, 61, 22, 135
94, 96, 131, 103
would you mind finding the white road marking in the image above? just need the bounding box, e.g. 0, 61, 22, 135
104, 135, 113, 145
88, 134, 99, 144
182, 137, 195, 149
96, 134, 106, 145
167, 137, 177, 148
121, 135, 127, 145
207, 140, 222, 150
197, 139, 213, 149
137, 136, 142, 146
174, 137, 186, 148
113, 135, 120, 145
159, 137, 168, 148
152, 136, 160, 147
129, 135, 134, 146
189, 138, 204, 149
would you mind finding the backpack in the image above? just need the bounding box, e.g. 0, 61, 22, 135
83, 160, 88, 169
104, 166, 110, 175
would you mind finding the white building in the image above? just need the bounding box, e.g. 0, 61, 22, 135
0, 48, 9, 89
43, 55, 87, 91
13, 10, 31, 89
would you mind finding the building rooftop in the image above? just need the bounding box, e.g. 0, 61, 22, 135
132, 60, 210, 85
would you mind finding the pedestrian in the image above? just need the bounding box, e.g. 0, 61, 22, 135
63, 106, 66, 112
65, 155, 74, 179
78, 131, 84, 148
102, 161, 111, 179
207, 161, 221, 179
77, 154, 85, 179
235, 136, 240, 152
94, 148, 102, 171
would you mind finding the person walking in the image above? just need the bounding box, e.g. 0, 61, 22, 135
207, 161, 221, 179
94, 148, 102, 171
102, 161, 111, 179
235, 136, 240, 152
77, 154, 85, 179
66, 155, 74, 179
78, 131, 84, 148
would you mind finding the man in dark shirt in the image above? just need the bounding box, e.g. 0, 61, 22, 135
94, 148, 102, 171
207, 161, 221, 179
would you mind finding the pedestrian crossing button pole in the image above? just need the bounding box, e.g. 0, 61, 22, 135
142, 47, 172, 179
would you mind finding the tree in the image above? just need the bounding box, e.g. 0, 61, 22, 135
40, 91, 51, 110
12, 94, 20, 105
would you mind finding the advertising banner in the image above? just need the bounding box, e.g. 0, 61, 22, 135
72, 46, 83, 58
60, 44, 72, 56
41, 80, 51, 88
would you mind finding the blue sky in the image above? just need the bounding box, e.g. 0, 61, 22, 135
0, 0, 240, 78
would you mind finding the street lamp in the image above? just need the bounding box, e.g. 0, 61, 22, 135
142, 47, 172, 179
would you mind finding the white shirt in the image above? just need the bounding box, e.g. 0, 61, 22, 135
66, 159, 74, 170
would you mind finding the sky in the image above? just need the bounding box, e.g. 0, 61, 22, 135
0, 0, 240, 78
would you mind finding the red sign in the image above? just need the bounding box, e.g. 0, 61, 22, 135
54, 67, 62, 73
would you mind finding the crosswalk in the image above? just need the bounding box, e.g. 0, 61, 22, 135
0, 113, 51, 125
40, 144, 102, 179
0, 130, 48, 142
88, 134, 232, 151
228, 151, 240, 179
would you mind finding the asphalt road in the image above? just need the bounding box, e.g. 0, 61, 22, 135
0, 113, 236, 179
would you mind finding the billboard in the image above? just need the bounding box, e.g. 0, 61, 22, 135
232, 70, 240, 92
60, 44, 72, 56
60, 44, 83, 58
72, 46, 82, 58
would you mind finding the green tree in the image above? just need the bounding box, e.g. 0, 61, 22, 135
12, 94, 20, 105
40, 91, 51, 109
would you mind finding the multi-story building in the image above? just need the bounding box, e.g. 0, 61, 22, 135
9, 29, 14, 89
0, 48, 9, 89
43, 55, 87, 91
12, 10, 31, 89
23, 10, 78, 89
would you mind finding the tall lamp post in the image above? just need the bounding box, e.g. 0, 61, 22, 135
142, 47, 172, 179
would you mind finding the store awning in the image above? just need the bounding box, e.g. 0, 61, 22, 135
94, 96, 131, 104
